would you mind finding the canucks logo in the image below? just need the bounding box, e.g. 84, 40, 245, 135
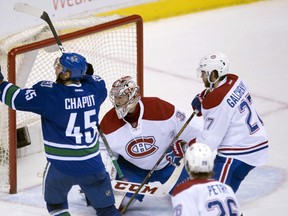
126, 136, 158, 158
40, 81, 53, 88
68, 55, 80, 63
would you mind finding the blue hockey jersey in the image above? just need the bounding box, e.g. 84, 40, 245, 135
0, 75, 107, 176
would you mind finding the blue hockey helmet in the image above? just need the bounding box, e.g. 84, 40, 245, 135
58, 52, 87, 81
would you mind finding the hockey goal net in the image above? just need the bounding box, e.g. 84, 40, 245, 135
0, 14, 143, 194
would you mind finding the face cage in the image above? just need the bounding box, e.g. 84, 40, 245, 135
115, 102, 134, 119
109, 94, 140, 119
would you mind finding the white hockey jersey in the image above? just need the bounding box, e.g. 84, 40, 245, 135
171, 179, 240, 216
100, 97, 201, 170
196, 74, 268, 166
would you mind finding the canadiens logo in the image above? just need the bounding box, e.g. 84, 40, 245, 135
126, 136, 158, 158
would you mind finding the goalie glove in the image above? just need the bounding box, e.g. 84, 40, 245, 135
166, 140, 187, 166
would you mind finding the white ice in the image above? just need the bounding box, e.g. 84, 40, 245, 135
0, 0, 287, 215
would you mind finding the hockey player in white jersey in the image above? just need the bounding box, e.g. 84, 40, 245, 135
171, 143, 240, 216
0, 53, 120, 216
170, 52, 268, 192
99, 76, 201, 211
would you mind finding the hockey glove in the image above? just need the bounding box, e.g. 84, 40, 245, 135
191, 94, 203, 116
0, 66, 4, 82
85, 63, 94, 75
166, 140, 187, 166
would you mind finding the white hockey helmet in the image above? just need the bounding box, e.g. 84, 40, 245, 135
109, 76, 141, 119
197, 52, 229, 84
184, 143, 214, 174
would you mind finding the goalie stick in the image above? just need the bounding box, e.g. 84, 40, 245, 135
14, 2, 65, 53
112, 158, 184, 197
98, 125, 124, 178
121, 112, 196, 214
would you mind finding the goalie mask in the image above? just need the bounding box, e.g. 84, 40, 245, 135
55, 52, 87, 81
197, 52, 229, 85
109, 76, 141, 119
184, 143, 214, 175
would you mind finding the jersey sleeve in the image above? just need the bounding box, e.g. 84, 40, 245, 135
0, 81, 48, 115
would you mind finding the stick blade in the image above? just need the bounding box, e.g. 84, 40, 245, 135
14, 2, 44, 18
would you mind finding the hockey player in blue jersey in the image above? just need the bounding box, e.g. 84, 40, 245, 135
0, 53, 120, 216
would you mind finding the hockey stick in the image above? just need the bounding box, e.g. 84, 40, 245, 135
98, 125, 124, 179
112, 180, 165, 197
14, 2, 65, 53
120, 112, 196, 214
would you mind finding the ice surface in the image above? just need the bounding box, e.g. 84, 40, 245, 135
0, 0, 287, 215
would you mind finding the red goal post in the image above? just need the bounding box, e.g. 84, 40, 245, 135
0, 14, 143, 194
